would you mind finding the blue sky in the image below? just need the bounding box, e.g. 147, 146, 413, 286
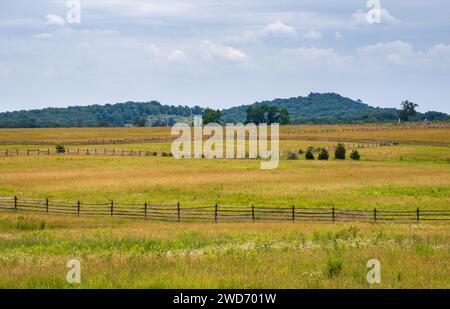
1, 0, 450, 113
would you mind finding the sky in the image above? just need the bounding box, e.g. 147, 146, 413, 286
0, 0, 450, 113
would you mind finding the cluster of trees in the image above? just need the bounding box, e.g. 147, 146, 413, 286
299, 144, 360, 161
202, 108, 222, 124
0, 101, 203, 128
245, 105, 290, 125
0, 93, 448, 128
221, 93, 449, 124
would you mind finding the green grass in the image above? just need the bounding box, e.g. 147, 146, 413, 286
0, 214, 448, 288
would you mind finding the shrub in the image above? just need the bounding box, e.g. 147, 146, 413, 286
335, 143, 346, 160
305, 147, 315, 160
326, 257, 343, 278
318, 148, 329, 160
55, 145, 65, 154
350, 150, 361, 160
298, 149, 304, 155
286, 151, 298, 160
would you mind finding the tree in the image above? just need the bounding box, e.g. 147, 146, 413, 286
335, 143, 346, 160
203, 108, 221, 124
132, 116, 147, 127
279, 108, 290, 125
305, 147, 315, 160
266, 106, 279, 124
398, 100, 418, 121
350, 150, 361, 160
318, 148, 329, 160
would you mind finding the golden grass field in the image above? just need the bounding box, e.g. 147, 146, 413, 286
0, 124, 449, 288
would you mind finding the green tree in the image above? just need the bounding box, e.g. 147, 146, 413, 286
350, 150, 361, 160
305, 147, 315, 160
335, 143, 346, 160
203, 108, 222, 124
132, 116, 147, 127
318, 148, 329, 160
398, 100, 418, 121
279, 108, 290, 125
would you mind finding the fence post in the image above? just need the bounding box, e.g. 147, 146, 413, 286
374, 208, 377, 223
332, 207, 335, 223
177, 202, 181, 222
292, 205, 295, 222
214, 203, 218, 223
252, 205, 255, 222
5, 149, 8, 156
416, 208, 420, 224
46, 198, 49, 213
111, 201, 114, 217
77, 201, 80, 216
14, 196, 17, 211
144, 202, 147, 220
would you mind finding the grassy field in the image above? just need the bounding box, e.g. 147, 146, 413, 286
0, 214, 448, 288
0, 123, 448, 144
0, 125, 449, 288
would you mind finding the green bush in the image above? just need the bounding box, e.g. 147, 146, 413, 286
318, 148, 329, 160
305, 147, 315, 160
298, 149, 304, 155
326, 257, 343, 278
55, 144, 65, 154
350, 150, 361, 160
335, 143, 346, 160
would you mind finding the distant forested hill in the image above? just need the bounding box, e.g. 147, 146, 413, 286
0, 101, 203, 128
0, 93, 448, 128
220, 93, 449, 124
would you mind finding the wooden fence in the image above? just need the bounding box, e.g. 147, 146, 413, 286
0, 197, 448, 223
0, 142, 394, 158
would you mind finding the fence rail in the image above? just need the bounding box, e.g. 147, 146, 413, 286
0, 142, 394, 158
0, 197, 449, 224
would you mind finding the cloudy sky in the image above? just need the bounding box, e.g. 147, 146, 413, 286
1, 0, 450, 113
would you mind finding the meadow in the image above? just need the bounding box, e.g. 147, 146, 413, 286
0, 124, 449, 288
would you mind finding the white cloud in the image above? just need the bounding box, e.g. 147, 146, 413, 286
357, 41, 422, 66
261, 21, 297, 39
201, 41, 247, 62
167, 50, 188, 63
45, 14, 66, 27
356, 41, 450, 69
279, 47, 348, 70
427, 44, 450, 58
303, 30, 322, 40
145, 44, 164, 61
334, 32, 343, 39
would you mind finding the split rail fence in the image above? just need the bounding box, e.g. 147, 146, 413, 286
0, 197, 448, 224
0, 142, 394, 158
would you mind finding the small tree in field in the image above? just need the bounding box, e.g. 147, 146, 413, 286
305, 147, 315, 160
335, 143, 346, 160
55, 145, 65, 154
318, 148, 329, 160
350, 150, 361, 161
398, 100, 418, 122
